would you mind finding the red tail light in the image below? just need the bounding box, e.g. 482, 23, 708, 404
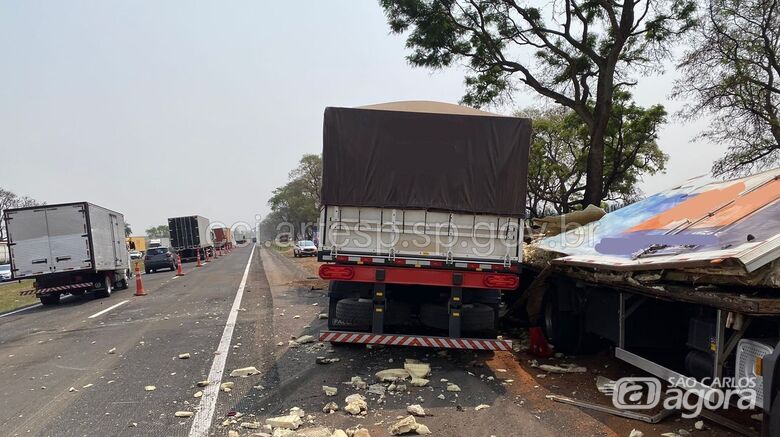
483, 274, 519, 289
319, 264, 354, 280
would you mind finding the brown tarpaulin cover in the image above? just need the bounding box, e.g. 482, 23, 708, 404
321, 101, 532, 217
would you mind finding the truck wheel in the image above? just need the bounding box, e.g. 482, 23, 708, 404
542, 291, 583, 354
419, 303, 495, 333
94, 275, 113, 299
333, 298, 372, 330
145, 268, 151, 274
40, 294, 60, 305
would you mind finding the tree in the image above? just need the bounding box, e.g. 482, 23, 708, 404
264, 155, 323, 241
674, 0, 780, 176
380, 0, 695, 206
524, 92, 668, 217
146, 225, 169, 238
0, 188, 44, 240
124, 223, 133, 237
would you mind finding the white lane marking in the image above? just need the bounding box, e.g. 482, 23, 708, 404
87, 300, 130, 319
189, 246, 255, 437
0, 303, 42, 319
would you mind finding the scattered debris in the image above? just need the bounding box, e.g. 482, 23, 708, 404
178, 353, 191, 359
293, 315, 301, 319
296, 335, 316, 344
228, 431, 239, 437
230, 366, 260, 377
538, 364, 587, 374
409, 378, 429, 387
194, 391, 203, 398
345, 394, 368, 415
628, 430, 643, 437
288, 340, 300, 348
323, 385, 338, 396
107, 348, 116, 354
406, 404, 426, 416
144, 385, 156, 391
446, 383, 461, 392
388, 415, 432, 435
220, 381, 235, 392
68, 387, 77, 393
694, 420, 704, 430
289, 407, 305, 418
349, 376, 368, 389
323, 402, 339, 413
376, 368, 410, 382
596, 376, 616, 395
174, 411, 193, 418
436, 394, 445, 400
332, 430, 348, 437
316, 357, 340, 365
352, 428, 371, 437
318, 313, 328, 319
404, 361, 431, 379
196, 380, 210, 387
475, 404, 490, 411
265, 413, 302, 430
241, 421, 261, 429
82, 384, 93, 389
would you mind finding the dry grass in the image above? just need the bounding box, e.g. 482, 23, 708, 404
0, 280, 37, 314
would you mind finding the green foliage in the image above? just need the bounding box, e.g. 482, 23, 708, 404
124, 223, 132, 238
524, 92, 668, 216
380, 0, 695, 205
261, 154, 322, 241
145, 225, 169, 238
674, 0, 780, 176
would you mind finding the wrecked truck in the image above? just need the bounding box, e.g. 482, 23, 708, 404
523, 168, 780, 436
316, 101, 531, 350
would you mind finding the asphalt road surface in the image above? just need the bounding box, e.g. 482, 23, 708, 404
0, 245, 750, 436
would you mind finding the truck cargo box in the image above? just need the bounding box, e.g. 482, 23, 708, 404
168, 215, 211, 250
5, 202, 129, 278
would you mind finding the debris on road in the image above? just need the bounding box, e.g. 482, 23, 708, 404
107, 348, 116, 354
694, 420, 704, 430
323, 385, 338, 396
196, 380, 210, 387
68, 387, 77, 393
409, 377, 429, 387
344, 393, 368, 415
265, 413, 302, 430
316, 357, 340, 365
323, 401, 339, 413
388, 415, 432, 435
538, 364, 587, 374
144, 385, 156, 391
348, 376, 367, 389
406, 404, 426, 416
296, 334, 316, 344
174, 411, 193, 418
221, 382, 235, 392
318, 313, 328, 319
230, 366, 261, 377
629, 430, 643, 437
596, 376, 615, 394
194, 391, 203, 398
446, 383, 461, 392
332, 430, 348, 437
241, 421, 261, 429
403, 361, 431, 379
178, 353, 191, 359
475, 404, 490, 411
376, 368, 410, 382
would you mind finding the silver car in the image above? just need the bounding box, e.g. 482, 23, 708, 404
293, 240, 318, 257
0, 264, 11, 282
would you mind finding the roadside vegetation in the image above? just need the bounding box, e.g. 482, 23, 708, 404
0, 280, 37, 314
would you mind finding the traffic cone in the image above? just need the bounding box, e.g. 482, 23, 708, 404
204, 248, 210, 263
196, 250, 203, 267
134, 264, 146, 296
176, 254, 185, 276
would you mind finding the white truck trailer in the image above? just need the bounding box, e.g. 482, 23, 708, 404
4, 202, 129, 305
317, 101, 531, 350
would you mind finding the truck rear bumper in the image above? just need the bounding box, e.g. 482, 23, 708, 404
36, 281, 94, 295
319, 330, 512, 351
319, 263, 519, 290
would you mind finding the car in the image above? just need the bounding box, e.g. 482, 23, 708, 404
144, 247, 176, 273
293, 240, 318, 257
0, 264, 11, 282
129, 251, 143, 260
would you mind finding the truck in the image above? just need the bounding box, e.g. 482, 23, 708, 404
524, 168, 780, 436
317, 101, 531, 350
126, 236, 147, 252
3, 202, 129, 305
168, 215, 212, 261
212, 227, 233, 250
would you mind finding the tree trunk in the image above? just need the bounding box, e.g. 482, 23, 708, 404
583, 65, 617, 208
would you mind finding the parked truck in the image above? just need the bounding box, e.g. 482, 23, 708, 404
524, 168, 780, 436
168, 215, 212, 261
317, 101, 531, 350
212, 227, 233, 250
4, 202, 129, 305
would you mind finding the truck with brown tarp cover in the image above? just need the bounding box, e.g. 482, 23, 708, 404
317, 101, 531, 350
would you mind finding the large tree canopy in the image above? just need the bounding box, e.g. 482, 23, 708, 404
675, 0, 780, 176
380, 0, 695, 206
525, 92, 668, 216
261, 154, 322, 242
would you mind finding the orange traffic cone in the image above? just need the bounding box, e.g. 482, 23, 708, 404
176, 254, 185, 276
134, 264, 146, 296
196, 250, 203, 267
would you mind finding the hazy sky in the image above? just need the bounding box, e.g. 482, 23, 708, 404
1, 1, 725, 233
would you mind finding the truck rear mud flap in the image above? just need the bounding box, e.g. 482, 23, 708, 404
319, 330, 512, 351
36, 282, 94, 295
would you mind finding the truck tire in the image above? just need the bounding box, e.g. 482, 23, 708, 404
419, 303, 495, 333
542, 291, 583, 354
94, 275, 113, 299
145, 268, 151, 274
332, 298, 372, 330
40, 293, 60, 305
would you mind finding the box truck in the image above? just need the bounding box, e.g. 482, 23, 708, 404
317, 101, 531, 350
168, 215, 212, 261
4, 202, 129, 305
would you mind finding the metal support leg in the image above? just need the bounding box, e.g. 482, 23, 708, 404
449, 273, 463, 338
714, 309, 726, 379
619, 292, 626, 349
372, 270, 386, 334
